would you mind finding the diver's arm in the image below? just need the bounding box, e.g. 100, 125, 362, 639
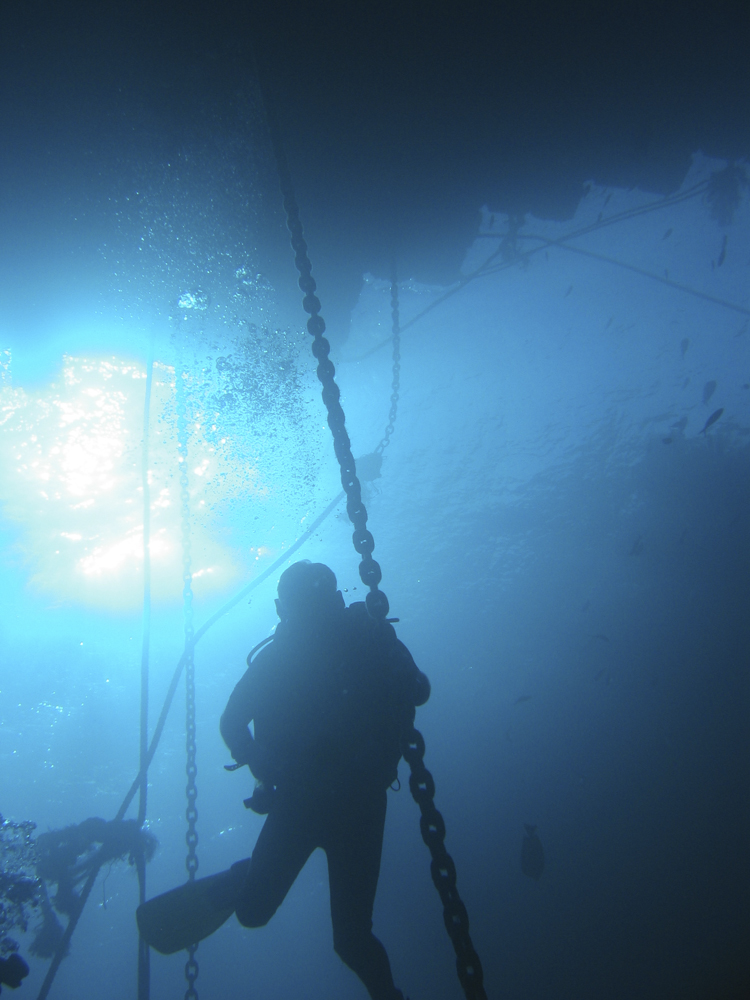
220, 668, 257, 766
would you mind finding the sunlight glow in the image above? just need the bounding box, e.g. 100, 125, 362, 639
0, 332, 327, 612
0, 353, 265, 609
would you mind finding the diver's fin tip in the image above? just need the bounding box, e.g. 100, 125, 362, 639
136, 868, 241, 954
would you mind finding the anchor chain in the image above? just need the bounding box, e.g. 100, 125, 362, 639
259, 76, 487, 999
375, 264, 401, 456
176, 365, 199, 1000
270, 133, 389, 620
402, 727, 487, 1000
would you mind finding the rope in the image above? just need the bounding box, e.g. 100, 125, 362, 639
346, 177, 748, 362
175, 362, 199, 1000
138, 345, 154, 829
137, 341, 154, 1000
510, 235, 750, 316
35, 869, 97, 1000
135, 852, 149, 1000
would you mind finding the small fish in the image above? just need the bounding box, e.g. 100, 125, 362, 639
514, 695, 532, 705
717, 234, 727, 267
521, 824, 545, 880
680, 337, 689, 358
702, 380, 717, 405
564, 285, 573, 297
700, 408, 724, 435
605, 317, 613, 330
671, 416, 688, 434
682, 377, 690, 389
630, 536, 644, 556
662, 228, 673, 240
591, 633, 610, 642
743, 383, 750, 390
662, 437, 673, 444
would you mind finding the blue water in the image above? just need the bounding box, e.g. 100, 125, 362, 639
1, 136, 749, 1000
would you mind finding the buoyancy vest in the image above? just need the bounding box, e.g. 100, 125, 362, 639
250, 603, 414, 790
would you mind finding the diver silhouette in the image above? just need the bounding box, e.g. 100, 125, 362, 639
137, 560, 429, 997
219, 560, 430, 1000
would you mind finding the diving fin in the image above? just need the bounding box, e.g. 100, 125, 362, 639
136, 859, 250, 955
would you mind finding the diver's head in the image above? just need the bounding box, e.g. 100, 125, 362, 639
275, 561, 344, 623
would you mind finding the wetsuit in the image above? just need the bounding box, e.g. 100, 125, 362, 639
220, 602, 430, 1000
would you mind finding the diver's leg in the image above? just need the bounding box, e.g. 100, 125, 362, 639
326, 788, 402, 1000
235, 788, 317, 928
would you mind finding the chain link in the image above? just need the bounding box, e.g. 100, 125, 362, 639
175, 363, 199, 999
270, 132, 389, 620
375, 263, 401, 456
402, 727, 487, 1000
262, 90, 486, 998
184, 948, 199, 1000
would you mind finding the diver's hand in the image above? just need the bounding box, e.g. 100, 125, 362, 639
227, 736, 270, 781
226, 731, 255, 769
245, 740, 272, 781
0, 953, 30, 990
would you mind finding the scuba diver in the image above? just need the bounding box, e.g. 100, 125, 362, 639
138, 560, 430, 1000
